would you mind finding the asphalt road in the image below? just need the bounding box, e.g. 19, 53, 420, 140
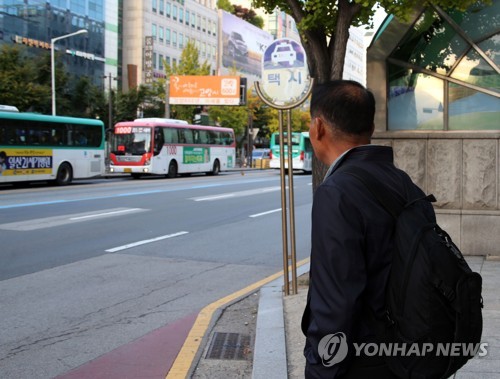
0, 171, 313, 378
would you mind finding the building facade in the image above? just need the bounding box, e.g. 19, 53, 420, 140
0, 0, 119, 89
367, 0, 500, 256
121, 0, 218, 91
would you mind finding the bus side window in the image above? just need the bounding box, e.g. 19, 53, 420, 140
164, 127, 178, 144
154, 130, 164, 155
210, 131, 220, 145
198, 130, 209, 144
183, 129, 194, 144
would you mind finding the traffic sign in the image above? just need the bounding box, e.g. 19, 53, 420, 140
260, 38, 311, 106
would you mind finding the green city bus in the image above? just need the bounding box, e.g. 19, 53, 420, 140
0, 111, 105, 185
269, 131, 313, 173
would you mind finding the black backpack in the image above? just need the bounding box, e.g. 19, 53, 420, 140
341, 165, 483, 379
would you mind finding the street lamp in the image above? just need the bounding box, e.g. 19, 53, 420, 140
51, 29, 88, 115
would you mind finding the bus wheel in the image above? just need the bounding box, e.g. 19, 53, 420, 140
208, 160, 220, 176
167, 161, 178, 178
55, 163, 73, 185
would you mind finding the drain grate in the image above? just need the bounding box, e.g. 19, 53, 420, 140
206, 332, 252, 360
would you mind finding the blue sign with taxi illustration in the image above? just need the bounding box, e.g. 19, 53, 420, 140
261, 38, 311, 106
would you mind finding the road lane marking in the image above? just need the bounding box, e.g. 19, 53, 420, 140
166, 257, 310, 379
0, 208, 148, 231
69, 208, 143, 220
249, 208, 282, 218
105, 231, 189, 253
191, 186, 280, 202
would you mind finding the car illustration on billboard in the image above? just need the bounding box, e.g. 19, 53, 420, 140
219, 10, 273, 81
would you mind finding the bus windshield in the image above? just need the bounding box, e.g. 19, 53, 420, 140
111, 129, 152, 156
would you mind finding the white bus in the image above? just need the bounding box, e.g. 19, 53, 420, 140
108, 118, 236, 178
0, 112, 105, 185
269, 131, 313, 173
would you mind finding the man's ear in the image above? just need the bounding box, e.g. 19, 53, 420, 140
315, 118, 326, 140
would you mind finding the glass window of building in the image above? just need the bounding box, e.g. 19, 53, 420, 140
166, 28, 171, 45
70, 0, 85, 16
152, 0, 157, 12
152, 24, 157, 40
159, 27, 164, 43
186, 10, 190, 25
153, 52, 157, 69
173, 5, 178, 20
89, 0, 104, 22
159, 54, 164, 70
179, 8, 184, 23
166, 2, 171, 17
159, 0, 164, 15
387, 1, 500, 131
179, 33, 184, 49
192, 12, 196, 28
197, 15, 201, 30
173, 31, 177, 47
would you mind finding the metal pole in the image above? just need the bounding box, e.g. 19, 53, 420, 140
108, 73, 113, 130
253, 80, 314, 296
165, 78, 170, 118
50, 29, 88, 116
278, 109, 289, 295
286, 108, 298, 295
51, 42, 56, 115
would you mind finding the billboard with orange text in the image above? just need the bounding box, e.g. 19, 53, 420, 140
169, 75, 241, 105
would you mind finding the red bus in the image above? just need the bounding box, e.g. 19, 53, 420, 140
109, 118, 236, 178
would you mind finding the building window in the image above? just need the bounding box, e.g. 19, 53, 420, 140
152, 0, 157, 12
166, 28, 171, 45
186, 10, 190, 25
159, 54, 164, 70
179, 33, 184, 49
197, 15, 201, 30
159, 0, 164, 15
173, 31, 177, 47
173, 5, 177, 20
159, 27, 164, 43
387, 3, 500, 130
166, 2, 171, 17
179, 8, 184, 23
153, 52, 157, 69
191, 12, 196, 28
152, 24, 157, 40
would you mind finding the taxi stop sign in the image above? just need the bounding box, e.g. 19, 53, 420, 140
255, 38, 313, 296
259, 38, 311, 107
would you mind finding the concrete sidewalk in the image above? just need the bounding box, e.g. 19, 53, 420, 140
252, 256, 500, 378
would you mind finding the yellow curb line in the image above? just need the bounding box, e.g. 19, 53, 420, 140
166, 257, 310, 378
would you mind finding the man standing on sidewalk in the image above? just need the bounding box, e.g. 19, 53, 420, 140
301, 80, 432, 378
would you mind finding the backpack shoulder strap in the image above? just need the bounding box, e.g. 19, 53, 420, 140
335, 165, 403, 219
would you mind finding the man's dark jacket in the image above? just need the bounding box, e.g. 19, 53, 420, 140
301, 145, 435, 378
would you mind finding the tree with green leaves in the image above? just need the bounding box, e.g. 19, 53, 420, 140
252, 0, 490, 186
0, 45, 50, 112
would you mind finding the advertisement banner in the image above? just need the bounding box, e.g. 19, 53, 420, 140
219, 10, 274, 82
183, 147, 210, 164
0, 149, 53, 176
169, 76, 241, 105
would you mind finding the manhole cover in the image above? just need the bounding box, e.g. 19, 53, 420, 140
206, 332, 252, 360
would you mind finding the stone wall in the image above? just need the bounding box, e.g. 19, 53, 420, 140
373, 131, 500, 256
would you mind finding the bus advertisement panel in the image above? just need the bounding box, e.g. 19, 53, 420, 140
108, 118, 236, 178
0, 112, 105, 185
269, 131, 312, 173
